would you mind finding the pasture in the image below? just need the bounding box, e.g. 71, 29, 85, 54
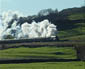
0, 45, 85, 69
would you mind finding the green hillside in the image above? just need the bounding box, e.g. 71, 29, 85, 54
29, 7, 85, 41
68, 13, 85, 20
58, 12, 85, 41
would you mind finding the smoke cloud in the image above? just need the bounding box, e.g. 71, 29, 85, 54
0, 11, 58, 40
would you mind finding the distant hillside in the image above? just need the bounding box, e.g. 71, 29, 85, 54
33, 7, 85, 41
18, 7, 85, 41
26, 7, 85, 30
56, 7, 85, 41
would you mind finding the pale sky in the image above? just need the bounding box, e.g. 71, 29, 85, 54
0, 0, 84, 15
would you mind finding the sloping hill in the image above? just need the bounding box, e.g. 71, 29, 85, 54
58, 12, 85, 41
6, 7, 84, 41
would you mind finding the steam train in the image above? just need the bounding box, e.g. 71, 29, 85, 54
0, 36, 59, 44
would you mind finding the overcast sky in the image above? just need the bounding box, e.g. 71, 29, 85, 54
0, 0, 84, 15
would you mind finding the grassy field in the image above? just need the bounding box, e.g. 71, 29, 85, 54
0, 46, 85, 69
0, 47, 76, 59
0, 61, 85, 69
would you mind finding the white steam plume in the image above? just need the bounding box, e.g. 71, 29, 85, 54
0, 11, 58, 40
